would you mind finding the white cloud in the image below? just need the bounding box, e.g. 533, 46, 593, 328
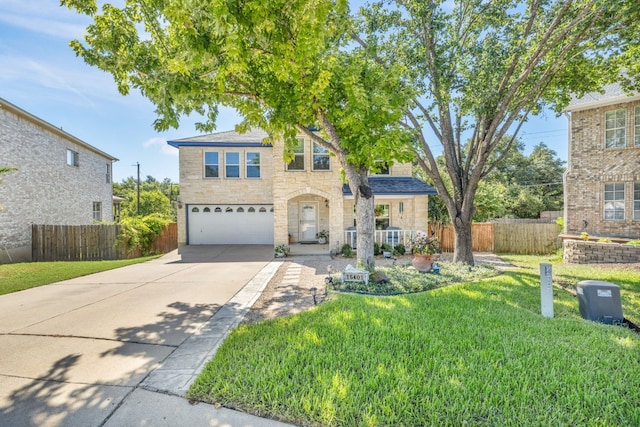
144, 137, 178, 157
0, 0, 91, 39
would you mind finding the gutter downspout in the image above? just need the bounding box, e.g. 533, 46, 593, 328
563, 111, 571, 235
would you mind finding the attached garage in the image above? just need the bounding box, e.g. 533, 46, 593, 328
187, 204, 274, 244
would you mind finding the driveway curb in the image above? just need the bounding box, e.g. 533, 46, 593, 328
141, 259, 282, 396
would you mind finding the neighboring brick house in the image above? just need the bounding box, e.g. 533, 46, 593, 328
168, 128, 436, 252
0, 98, 118, 263
564, 83, 640, 238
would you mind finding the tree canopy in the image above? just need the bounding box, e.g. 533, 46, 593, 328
63, 0, 416, 268
361, 0, 640, 263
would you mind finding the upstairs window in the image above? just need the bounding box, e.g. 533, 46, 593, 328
312, 143, 330, 171
605, 109, 626, 148
604, 183, 625, 220
246, 152, 261, 178
67, 149, 79, 167
225, 152, 240, 178
287, 138, 305, 171
106, 163, 111, 183
204, 152, 219, 178
635, 107, 640, 146
373, 161, 390, 175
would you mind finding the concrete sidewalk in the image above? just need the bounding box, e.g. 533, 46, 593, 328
0, 246, 295, 427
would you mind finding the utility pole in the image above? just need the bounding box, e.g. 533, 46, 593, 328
135, 162, 140, 215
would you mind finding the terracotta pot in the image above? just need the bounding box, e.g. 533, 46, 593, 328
412, 254, 433, 272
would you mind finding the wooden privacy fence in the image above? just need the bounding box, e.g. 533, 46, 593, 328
32, 223, 177, 261
430, 222, 561, 255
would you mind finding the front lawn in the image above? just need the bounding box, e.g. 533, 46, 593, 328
0, 257, 157, 296
189, 262, 640, 426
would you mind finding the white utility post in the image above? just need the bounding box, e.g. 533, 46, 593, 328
540, 263, 554, 318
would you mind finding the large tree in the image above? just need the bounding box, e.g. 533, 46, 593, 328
362, 0, 640, 264
63, 0, 414, 269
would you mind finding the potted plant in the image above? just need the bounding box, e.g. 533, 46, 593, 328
274, 244, 290, 257
316, 230, 329, 244
410, 230, 439, 272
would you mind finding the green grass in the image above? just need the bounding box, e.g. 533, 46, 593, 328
189, 263, 640, 426
0, 257, 157, 296
502, 253, 640, 325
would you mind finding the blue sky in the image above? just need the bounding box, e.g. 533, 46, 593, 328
0, 0, 568, 183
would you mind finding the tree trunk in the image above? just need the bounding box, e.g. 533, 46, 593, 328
342, 164, 375, 270
452, 214, 474, 265
355, 191, 375, 270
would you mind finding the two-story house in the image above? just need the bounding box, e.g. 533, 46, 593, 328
0, 98, 118, 263
168, 128, 436, 253
564, 83, 640, 238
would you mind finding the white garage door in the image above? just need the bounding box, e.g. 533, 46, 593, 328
188, 204, 274, 245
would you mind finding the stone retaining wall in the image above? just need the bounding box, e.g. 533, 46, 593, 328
563, 239, 640, 264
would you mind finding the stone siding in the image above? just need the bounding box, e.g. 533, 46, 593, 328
563, 239, 640, 264
176, 145, 274, 245
0, 106, 114, 262
565, 100, 640, 238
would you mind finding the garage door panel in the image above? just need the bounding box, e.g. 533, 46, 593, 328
188, 205, 274, 244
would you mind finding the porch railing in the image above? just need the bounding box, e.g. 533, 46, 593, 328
344, 229, 414, 249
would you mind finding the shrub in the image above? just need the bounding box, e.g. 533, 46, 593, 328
627, 240, 640, 245
341, 244, 354, 258
597, 238, 612, 244
381, 243, 392, 253
580, 231, 589, 241
394, 243, 406, 255
374, 242, 381, 256
118, 213, 172, 256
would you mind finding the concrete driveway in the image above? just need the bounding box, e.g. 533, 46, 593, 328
0, 245, 278, 426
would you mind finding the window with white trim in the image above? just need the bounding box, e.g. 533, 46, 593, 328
635, 107, 640, 146
204, 152, 219, 178
287, 138, 305, 171
374, 204, 390, 230
92, 202, 102, 221
373, 160, 390, 175
67, 149, 79, 167
605, 109, 626, 148
604, 183, 625, 220
246, 152, 261, 178
634, 183, 640, 221
225, 152, 240, 178
312, 143, 330, 171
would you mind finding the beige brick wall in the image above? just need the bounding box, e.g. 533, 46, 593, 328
566, 101, 640, 238
0, 107, 114, 262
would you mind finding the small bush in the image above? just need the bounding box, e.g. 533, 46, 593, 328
580, 231, 589, 241
341, 244, 354, 258
374, 242, 381, 256
627, 240, 640, 245
394, 243, 406, 255
597, 238, 612, 243
118, 213, 172, 256
381, 243, 392, 252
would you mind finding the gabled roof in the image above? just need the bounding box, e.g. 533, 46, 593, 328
0, 97, 118, 161
342, 177, 438, 196
167, 128, 272, 148
565, 82, 640, 112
